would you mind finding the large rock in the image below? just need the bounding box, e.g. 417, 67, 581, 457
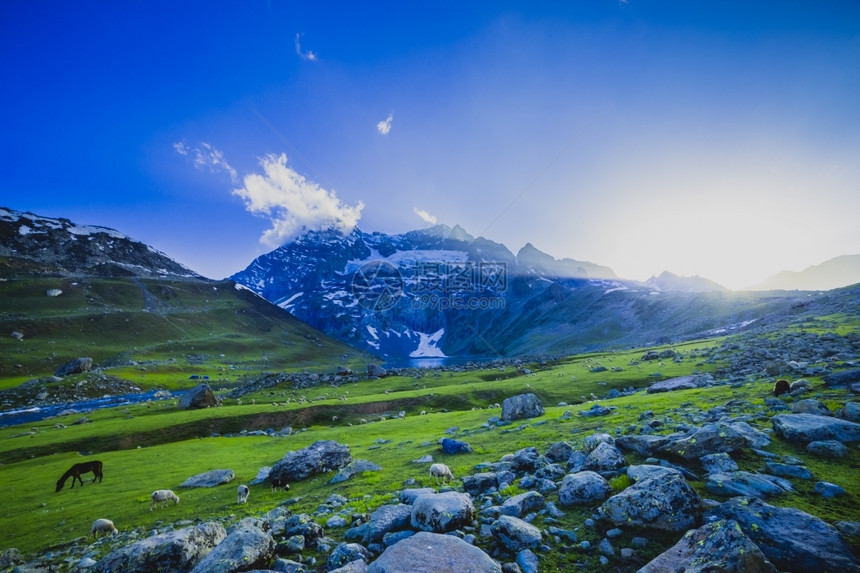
582, 441, 626, 473
647, 374, 709, 393
544, 441, 574, 463
704, 471, 791, 499
54, 357, 93, 377
181, 469, 235, 488
189, 521, 274, 573
639, 519, 778, 573
615, 434, 671, 457
365, 504, 413, 544
282, 514, 325, 548
328, 543, 374, 571
329, 460, 383, 484
94, 522, 226, 573
772, 413, 860, 443
705, 496, 860, 572
557, 471, 612, 506
658, 423, 751, 460
823, 369, 860, 386
501, 393, 544, 421
178, 384, 218, 410
490, 515, 542, 552
499, 491, 545, 518
441, 438, 473, 454
411, 491, 475, 533
463, 473, 498, 497
270, 441, 352, 483
367, 531, 500, 573
597, 470, 701, 532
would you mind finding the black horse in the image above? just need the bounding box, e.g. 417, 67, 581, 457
55, 460, 103, 492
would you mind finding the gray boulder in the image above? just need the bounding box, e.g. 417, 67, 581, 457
499, 491, 545, 518
189, 521, 274, 573
544, 441, 574, 463
330, 560, 368, 573
181, 469, 235, 488
615, 434, 671, 457
365, 504, 413, 544
772, 413, 860, 443
178, 384, 218, 410
557, 471, 612, 506
329, 460, 383, 484
704, 471, 791, 499
705, 496, 860, 572
501, 393, 544, 421
54, 357, 93, 377
806, 439, 849, 458
791, 399, 832, 416
367, 531, 500, 573
491, 515, 542, 552
700, 452, 739, 474
582, 433, 615, 454
510, 447, 542, 473
282, 514, 325, 547
764, 462, 812, 479
658, 423, 750, 460
328, 543, 373, 571
411, 491, 475, 533
400, 488, 436, 504
838, 402, 860, 422
639, 519, 777, 573
647, 374, 709, 393
823, 369, 860, 386
270, 441, 352, 484
94, 522, 226, 573
582, 441, 626, 473
463, 472, 498, 497
367, 364, 388, 378
597, 471, 700, 532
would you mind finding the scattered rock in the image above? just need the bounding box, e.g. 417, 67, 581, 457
772, 413, 860, 443
54, 357, 93, 377
177, 383, 218, 410
491, 515, 543, 552
639, 519, 778, 573
557, 471, 612, 506
411, 491, 475, 533
181, 469, 235, 488
367, 531, 500, 573
501, 393, 544, 421
270, 440, 352, 484
597, 470, 701, 532
94, 522, 226, 573
188, 520, 274, 573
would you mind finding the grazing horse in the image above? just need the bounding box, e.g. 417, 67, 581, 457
56, 460, 103, 492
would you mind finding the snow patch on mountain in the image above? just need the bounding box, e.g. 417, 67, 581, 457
409, 328, 446, 358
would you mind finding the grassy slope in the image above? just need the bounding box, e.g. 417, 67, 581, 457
0, 277, 372, 387
1, 331, 858, 568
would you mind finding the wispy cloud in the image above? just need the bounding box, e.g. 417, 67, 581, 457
295, 33, 317, 61
233, 153, 364, 247
413, 207, 437, 225
174, 140, 238, 183
376, 113, 394, 135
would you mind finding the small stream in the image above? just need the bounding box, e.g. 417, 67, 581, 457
0, 390, 184, 429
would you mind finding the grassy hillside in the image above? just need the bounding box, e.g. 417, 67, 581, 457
0, 276, 372, 387
0, 318, 858, 570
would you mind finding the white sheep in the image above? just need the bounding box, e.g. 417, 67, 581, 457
429, 463, 454, 485
90, 518, 118, 538
150, 489, 180, 511
237, 484, 249, 504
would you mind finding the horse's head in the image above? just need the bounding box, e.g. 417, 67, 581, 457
55, 480, 64, 492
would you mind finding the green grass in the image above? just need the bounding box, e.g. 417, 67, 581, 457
1, 321, 859, 568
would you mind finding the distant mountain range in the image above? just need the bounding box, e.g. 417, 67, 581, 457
3, 206, 856, 364
230, 223, 858, 360
751, 255, 860, 291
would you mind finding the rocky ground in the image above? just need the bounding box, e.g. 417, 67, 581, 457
1, 328, 858, 572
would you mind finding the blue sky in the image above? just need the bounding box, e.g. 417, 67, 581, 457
2, 1, 858, 289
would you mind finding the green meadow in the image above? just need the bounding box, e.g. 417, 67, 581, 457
1, 327, 858, 569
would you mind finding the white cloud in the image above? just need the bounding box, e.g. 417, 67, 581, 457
233, 153, 364, 247
413, 207, 437, 225
295, 33, 317, 61
174, 140, 237, 183
377, 113, 393, 135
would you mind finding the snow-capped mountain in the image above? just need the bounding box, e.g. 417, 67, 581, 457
231, 224, 628, 359
0, 207, 202, 279
230, 224, 809, 361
